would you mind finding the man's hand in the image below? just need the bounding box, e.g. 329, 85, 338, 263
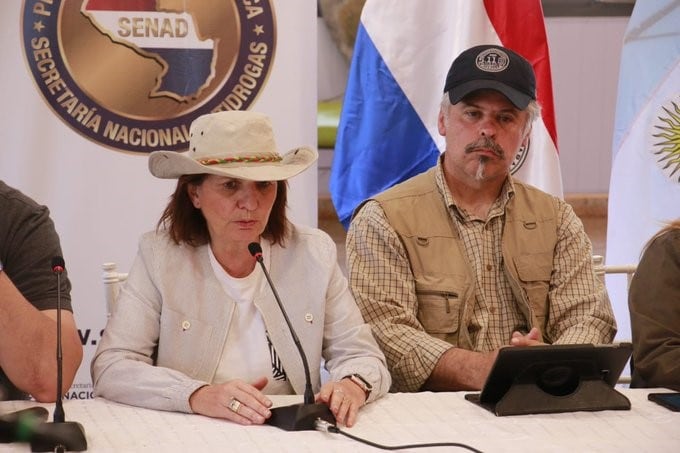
509, 327, 543, 347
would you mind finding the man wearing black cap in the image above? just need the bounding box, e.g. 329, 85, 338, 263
346, 45, 616, 392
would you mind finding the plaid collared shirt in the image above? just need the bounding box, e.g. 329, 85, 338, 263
347, 161, 616, 392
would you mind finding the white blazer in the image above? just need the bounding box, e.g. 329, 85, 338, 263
91, 225, 390, 413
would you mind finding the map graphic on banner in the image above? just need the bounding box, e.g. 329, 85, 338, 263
330, 0, 562, 228
23, 0, 275, 153
81, 0, 216, 100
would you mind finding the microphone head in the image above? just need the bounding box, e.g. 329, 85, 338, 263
51, 256, 65, 274
248, 242, 263, 259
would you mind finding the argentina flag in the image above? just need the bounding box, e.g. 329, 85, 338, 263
605, 0, 680, 342
330, 0, 562, 228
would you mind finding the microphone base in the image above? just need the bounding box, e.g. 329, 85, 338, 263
265, 403, 335, 431
30, 421, 87, 452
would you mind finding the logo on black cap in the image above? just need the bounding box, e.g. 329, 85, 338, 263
475, 48, 510, 73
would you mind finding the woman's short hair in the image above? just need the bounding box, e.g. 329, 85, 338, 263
157, 175, 290, 247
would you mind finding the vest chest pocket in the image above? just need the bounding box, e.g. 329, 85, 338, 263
513, 253, 553, 322
416, 290, 461, 343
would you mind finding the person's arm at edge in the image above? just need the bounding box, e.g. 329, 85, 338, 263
0, 273, 82, 402
629, 230, 680, 389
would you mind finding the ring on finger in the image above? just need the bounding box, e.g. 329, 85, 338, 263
228, 397, 242, 413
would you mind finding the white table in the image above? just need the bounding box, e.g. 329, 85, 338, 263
1, 389, 678, 452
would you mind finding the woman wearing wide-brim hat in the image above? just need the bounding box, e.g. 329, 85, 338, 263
91, 111, 390, 427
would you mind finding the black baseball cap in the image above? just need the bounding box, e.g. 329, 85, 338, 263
443, 45, 536, 109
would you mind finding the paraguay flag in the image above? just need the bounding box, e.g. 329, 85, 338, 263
605, 0, 680, 342
81, 0, 215, 99
330, 0, 562, 229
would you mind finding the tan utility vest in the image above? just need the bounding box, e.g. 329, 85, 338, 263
367, 168, 558, 350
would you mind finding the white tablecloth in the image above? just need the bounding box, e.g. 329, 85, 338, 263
1, 389, 678, 452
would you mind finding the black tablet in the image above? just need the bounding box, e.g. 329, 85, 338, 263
465, 343, 633, 416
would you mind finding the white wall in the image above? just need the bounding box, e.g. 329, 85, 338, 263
317, 15, 631, 195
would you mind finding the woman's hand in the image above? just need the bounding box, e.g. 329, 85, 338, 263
316, 378, 367, 427
189, 377, 272, 425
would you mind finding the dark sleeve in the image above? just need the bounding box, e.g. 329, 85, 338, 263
1, 195, 72, 312
628, 230, 680, 390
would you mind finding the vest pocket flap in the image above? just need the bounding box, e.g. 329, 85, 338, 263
416, 290, 460, 334
513, 253, 553, 281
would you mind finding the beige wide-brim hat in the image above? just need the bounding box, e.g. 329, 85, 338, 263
149, 111, 318, 181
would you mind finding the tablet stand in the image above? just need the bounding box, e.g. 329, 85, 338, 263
490, 360, 631, 416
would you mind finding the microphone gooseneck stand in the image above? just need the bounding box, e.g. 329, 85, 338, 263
248, 242, 336, 431
30, 257, 87, 452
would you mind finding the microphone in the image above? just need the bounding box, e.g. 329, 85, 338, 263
29, 257, 87, 452
248, 242, 335, 431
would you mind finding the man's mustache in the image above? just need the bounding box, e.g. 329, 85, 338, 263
464, 137, 505, 158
